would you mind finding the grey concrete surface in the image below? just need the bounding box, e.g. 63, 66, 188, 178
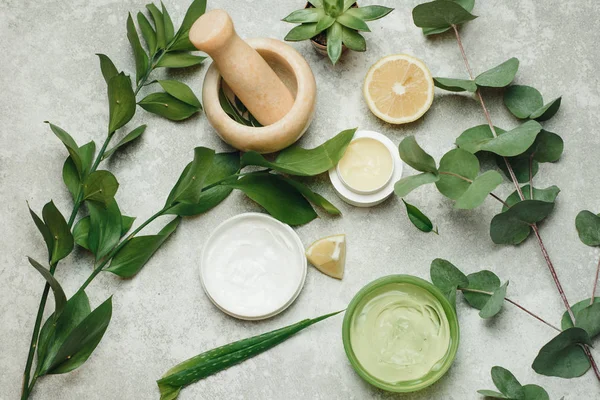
1, 0, 599, 399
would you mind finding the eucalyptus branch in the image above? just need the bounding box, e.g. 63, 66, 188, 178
591, 258, 600, 306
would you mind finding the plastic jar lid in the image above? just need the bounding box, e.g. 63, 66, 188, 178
329, 130, 403, 207
200, 213, 307, 320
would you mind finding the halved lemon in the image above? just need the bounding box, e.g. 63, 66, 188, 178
363, 54, 434, 124
306, 234, 346, 280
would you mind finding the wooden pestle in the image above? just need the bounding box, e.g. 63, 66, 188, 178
189, 9, 295, 126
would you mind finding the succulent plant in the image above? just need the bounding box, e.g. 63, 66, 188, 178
282, 0, 393, 64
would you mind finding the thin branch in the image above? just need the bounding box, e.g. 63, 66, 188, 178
439, 170, 472, 183
529, 153, 534, 199
591, 257, 600, 306
489, 193, 510, 208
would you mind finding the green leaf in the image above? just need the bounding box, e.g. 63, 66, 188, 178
455, 124, 500, 154
398, 136, 438, 173
502, 185, 560, 212
479, 281, 508, 318
137, 12, 157, 55
225, 173, 317, 226
146, 3, 166, 49
316, 15, 336, 33
490, 200, 555, 245
421, 0, 475, 34
27, 257, 67, 317
62, 157, 80, 199
402, 199, 435, 233
47, 122, 83, 176
327, 22, 343, 64
476, 390, 508, 399
165, 147, 215, 206
532, 327, 592, 378
345, 5, 394, 21
521, 384, 550, 400
277, 176, 341, 215
107, 72, 136, 134
412, 0, 477, 29
102, 125, 146, 160
458, 121, 541, 157
73, 214, 134, 250
126, 13, 149, 85
42, 201, 74, 264
436, 148, 479, 200
83, 171, 119, 205
156, 52, 206, 68
324, 0, 344, 17
430, 258, 468, 294
87, 200, 122, 261
434, 77, 477, 92
96, 54, 118, 84
157, 311, 342, 397
241, 128, 355, 176
491, 366, 524, 399
475, 58, 519, 88
284, 23, 319, 41
78, 141, 96, 176
158, 80, 201, 108
528, 130, 563, 163
341, 26, 366, 51
161, 2, 175, 43
530, 97, 561, 122
454, 170, 503, 210
165, 152, 240, 217
171, 0, 207, 51
463, 270, 501, 310
218, 87, 249, 125
572, 303, 600, 339
561, 297, 600, 330
28, 204, 53, 260
139, 92, 200, 121
106, 218, 181, 278
394, 172, 439, 197
575, 210, 600, 246
496, 154, 538, 183
282, 8, 324, 23
47, 297, 113, 374
36, 291, 91, 376
336, 13, 370, 32
503, 85, 543, 119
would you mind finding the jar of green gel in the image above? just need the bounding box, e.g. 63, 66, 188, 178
342, 275, 460, 392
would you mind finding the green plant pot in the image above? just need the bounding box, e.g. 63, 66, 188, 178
342, 275, 460, 392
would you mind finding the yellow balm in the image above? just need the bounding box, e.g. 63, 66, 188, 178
337, 137, 394, 194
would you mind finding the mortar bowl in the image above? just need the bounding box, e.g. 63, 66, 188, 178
202, 38, 317, 154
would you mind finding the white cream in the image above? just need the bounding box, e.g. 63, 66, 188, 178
201, 213, 306, 319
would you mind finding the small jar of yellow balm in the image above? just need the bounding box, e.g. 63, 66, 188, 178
342, 275, 459, 392
329, 130, 403, 207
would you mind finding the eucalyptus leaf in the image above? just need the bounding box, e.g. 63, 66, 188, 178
165, 152, 240, 217
434, 77, 477, 93
575, 210, 600, 246
106, 217, 181, 278
496, 154, 537, 183
436, 148, 479, 200
126, 13, 148, 85
571, 302, 600, 339
156, 52, 206, 68
170, 0, 207, 51
491, 366, 524, 399
463, 270, 501, 310
327, 22, 343, 64
336, 13, 370, 32
472, 121, 542, 157
490, 200, 555, 245
146, 3, 166, 49
42, 201, 74, 264
345, 5, 394, 21
412, 0, 477, 29
139, 92, 200, 121
341, 26, 366, 52
502, 185, 560, 212
87, 200, 122, 261
455, 124, 502, 154
107, 72, 136, 134
530, 97, 561, 121
475, 58, 519, 88
47, 296, 113, 374
27, 257, 67, 318
421, 0, 475, 35
479, 281, 508, 318
399, 136, 438, 173
532, 327, 592, 378
241, 128, 355, 176
561, 297, 600, 330
402, 199, 435, 233
158, 80, 201, 108
394, 172, 439, 197
476, 390, 507, 399
36, 291, 91, 376
430, 258, 468, 294
165, 147, 215, 206
503, 85, 543, 119
83, 170, 119, 205
454, 170, 503, 210
96, 54, 118, 85
102, 125, 146, 160
225, 173, 317, 226
277, 176, 341, 215
137, 12, 157, 55
521, 384, 550, 400
527, 130, 563, 163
